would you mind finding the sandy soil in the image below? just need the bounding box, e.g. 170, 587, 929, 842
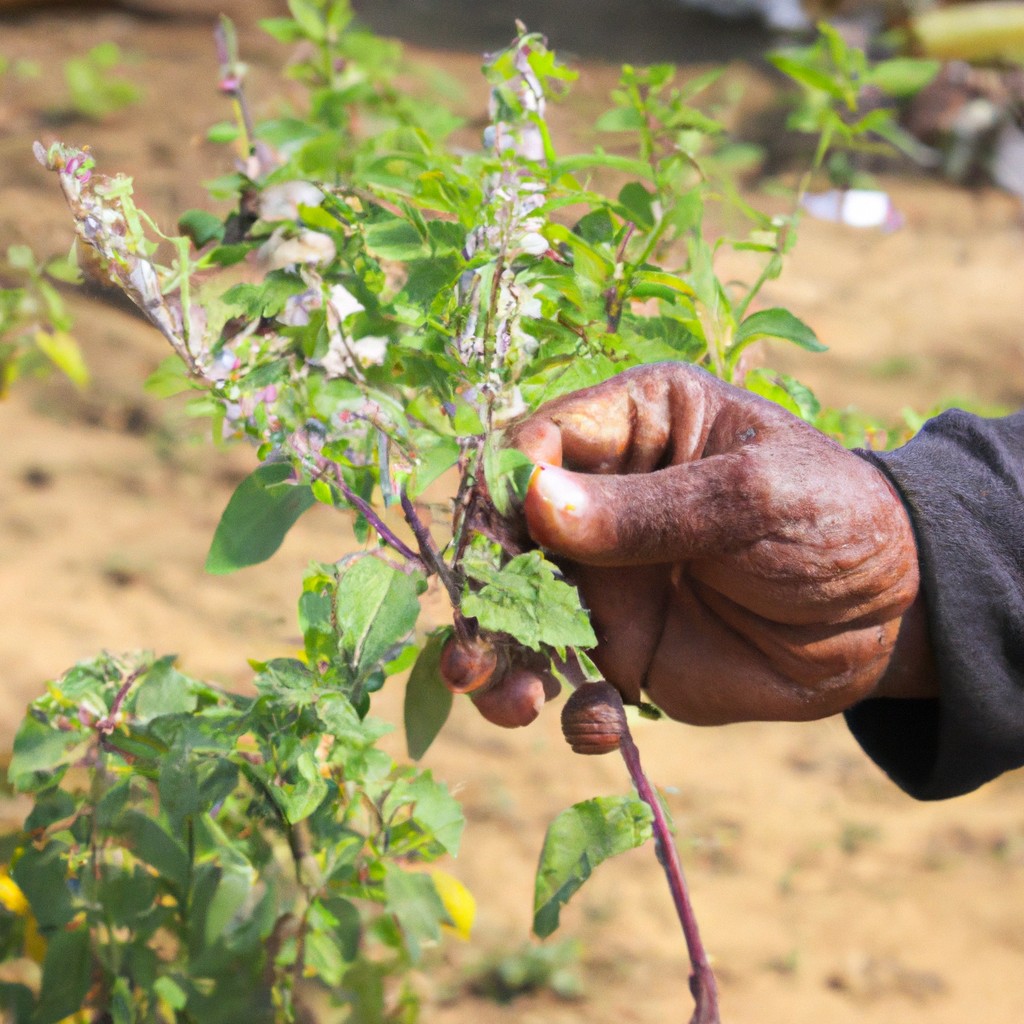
2, 4, 1024, 1023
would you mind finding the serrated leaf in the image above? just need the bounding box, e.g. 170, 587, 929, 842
462, 550, 596, 652
533, 795, 653, 938
404, 632, 453, 761
205, 462, 315, 574
402, 772, 464, 856
336, 557, 422, 679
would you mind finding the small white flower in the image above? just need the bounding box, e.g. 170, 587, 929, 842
518, 231, 548, 256
350, 335, 388, 366
258, 181, 325, 222
259, 227, 336, 269
326, 284, 365, 321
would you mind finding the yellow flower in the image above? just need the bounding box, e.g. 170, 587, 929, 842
0, 870, 29, 917
429, 868, 475, 941
0, 867, 47, 963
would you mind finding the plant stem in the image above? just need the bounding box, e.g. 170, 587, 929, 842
618, 725, 721, 1024
333, 475, 424, 568
400, 488, 462, 609
96, 663, 147, 735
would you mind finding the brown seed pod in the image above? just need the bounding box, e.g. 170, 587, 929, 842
561, 681, 627, 755
439, 634, 499, 694
471, 667, 549, 728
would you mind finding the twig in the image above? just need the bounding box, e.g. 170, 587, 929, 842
619, 726, 721, 1024
332, 474, 424, 568
95, 663, 148, 735
400, 488, 462, 610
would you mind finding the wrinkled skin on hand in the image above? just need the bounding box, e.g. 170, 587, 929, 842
448, 363, 933, 727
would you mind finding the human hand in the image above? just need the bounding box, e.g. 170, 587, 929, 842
447, 363, 932, 727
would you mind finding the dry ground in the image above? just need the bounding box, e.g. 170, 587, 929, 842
2, 3, 1024, 1022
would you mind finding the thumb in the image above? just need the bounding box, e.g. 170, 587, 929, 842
523, 457, 757, 566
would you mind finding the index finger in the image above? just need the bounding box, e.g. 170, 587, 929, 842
505, 363, 721, 475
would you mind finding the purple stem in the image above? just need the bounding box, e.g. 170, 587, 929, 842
334, 477, 424, 568
399, 489, 461, 608
96, 664, 146, 736
619, 726, 721, 1024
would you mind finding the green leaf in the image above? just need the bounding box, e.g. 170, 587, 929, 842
111, 978, 136, 1024
144, 355, 193, 397
32, 926, 91, 1024
336, 557, 422, 679
12, 843, 75, 931
533, 795, 653, 938
257, 16, 307, 42
158, 750, 201, 833
152, 976, 188, 1011
867, 57, 940, 98
482, 441, 533, 517
23, 788, 76, 832
768, 53, 845, 99
404, 631, 453, 761
382, 863, 445, 961
594, 106, 645, 132
408, 433, 460, 497
732, 308, 825, 366
33, 329, 88, 388
744, 368, 821, 422
133, 657, 198, 721
205, 859, 257, 946
305, 897, 361, 983
205, 462, 315, 574
8, 716, 87, 792
272, 749, 329, 823
287, 0, 326, 41
364, 218, 427, 260
615, 182, 655, 230
462, 550, 596, 652
116, 810, 190, 893
178, 209, 225, 248
394, 771, 465, 856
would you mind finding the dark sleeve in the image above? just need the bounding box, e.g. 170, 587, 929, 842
845, 409, 1024, 800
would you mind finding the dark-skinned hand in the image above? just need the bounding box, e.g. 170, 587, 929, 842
447, 363, 935, 728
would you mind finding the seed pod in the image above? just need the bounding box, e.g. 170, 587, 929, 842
561, 681, 627, 755
439, 634, 499, 694
472, 667, 548, 728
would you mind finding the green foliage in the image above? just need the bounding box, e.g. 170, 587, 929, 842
62, 41, 142, 120
769, 23, 940, 184
4, 640, 461, 1021
21, 4, 942, 1019
0, 244, 85, 396
465, 938, 584, 1003
533, 795, 653, 938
